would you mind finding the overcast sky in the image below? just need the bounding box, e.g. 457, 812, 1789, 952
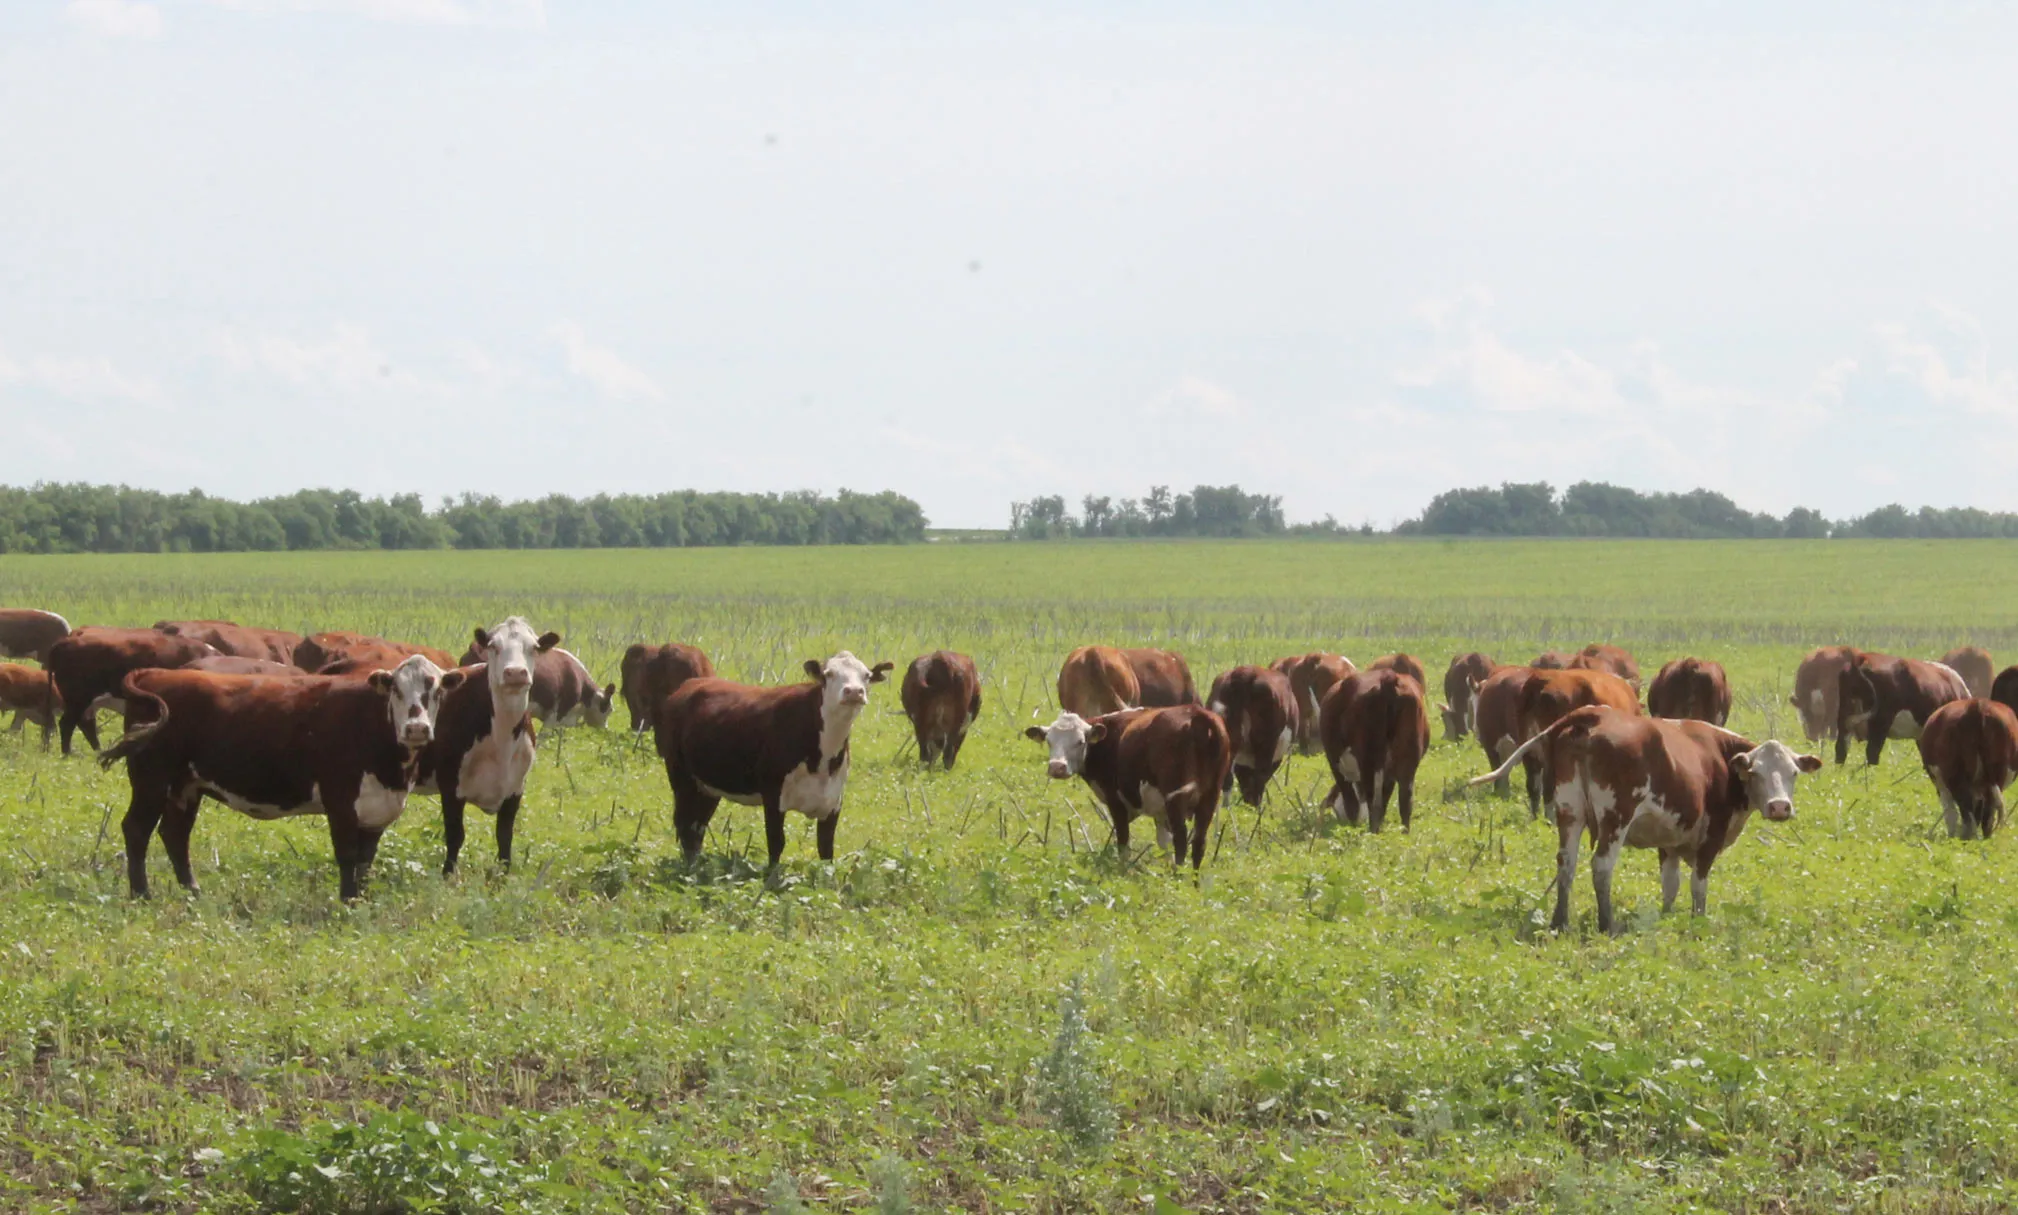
6, 1, 2018, 527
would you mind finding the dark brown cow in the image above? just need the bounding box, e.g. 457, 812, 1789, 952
899, 650, 982, 769
1318, 669, 1429, 833
154, 621, 302, 665
1207, 664, 1297, 806
295, 631, 457, 674
1836, 652, 1969, 766
0, 609, 71, 663
1918, 699, 2018, 839
423, 618, 559, 874
188, 656, 310, 678
1992, 665, 2018, 718
1532, 650, 1574, 670
619, 642, 716, 733
1569, 644, 1641, 693
1269, 652, 1355, 755
1474, 706, 1820, 935
46, 627, 217, 755
1938, 647, 1994, 700
1438, 651, 1496, 742
656, 652, 893, 868
1368, 652, 1428, 689
0, 664, 58, 746
98, 655, 460, 900
1518, 669, 1642, 817
1057, 645, 1198, 718
1025, 704, 1231, 869
459, 641, 614, 729
1790, 645, 1858, 742
1472, 665, 1544, 801
1647, 657, 1732, 725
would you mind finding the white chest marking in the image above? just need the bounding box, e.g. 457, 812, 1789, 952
779, 757, 848, 819
353, 772, 408, 830
457, 712, 535, 813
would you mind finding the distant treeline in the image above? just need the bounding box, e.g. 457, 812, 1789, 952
1010, 485, 1308, 539
0, 484, 927, 553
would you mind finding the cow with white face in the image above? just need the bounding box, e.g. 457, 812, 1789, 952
418, 617, 560, 875
654, 650, 895, 868
1473, 705, 1821, 936
1025, 704, 1231, 870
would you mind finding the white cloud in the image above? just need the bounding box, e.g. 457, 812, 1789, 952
0, 345, 163, 405
549, 322, 663, 404
66, 0, 164, 40
211, 322, 396, 388
202, 0, 544, 29
1143, 375, 1247, 421
1871, 310, 2018, 417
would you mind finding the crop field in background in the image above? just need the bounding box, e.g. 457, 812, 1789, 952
3, 539, 2017, 1213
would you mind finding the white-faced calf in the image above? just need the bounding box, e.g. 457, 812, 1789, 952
1025, 705, 1230, 869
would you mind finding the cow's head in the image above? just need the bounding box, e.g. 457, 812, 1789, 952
473, 617, 559, 699
368, 655, 465, 748
803, 651, 893, 712
1438, 679, 1480, 742
1024, 712, 1107, 780
581, 682, 617, 729
1730, 739, 1823, 822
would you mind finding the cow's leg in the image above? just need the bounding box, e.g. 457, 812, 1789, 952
816, 810, 840, 862
121, 779, 167, 899
943, 726, 968, 770
1168, 811, 1191, 870
1397, 773, 1415, 833
1550, 815, 1581, 932
914, 725, 937, 767
1659, 848, 1681, 912
156, 788, 203, 895
667, 764, 719, 862
1690, 842, 1721, 916
1590, 834, 1622, 936
332, 827, 384, 903
1864, 726, 1885, 767
493, 794, 522, 869
59, 701, 85, 756
1985, 785, 2006, 838
1368, 770, 1393, 834
1524, 754, 1544, 818
441, 794, 468, 875
1188, 802, 1211, 870
1111, 807, 1132, 860
6, 710, 21, 734
762, 794, 788, 869
1928, 769, 1961, 838
1489, 739, 1512, 797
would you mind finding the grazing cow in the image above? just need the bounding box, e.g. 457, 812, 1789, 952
1790, 645, 1858, 742
1473, 706, 1821, 934
899, 650, 982, 769
1919, 699, 2018, 840
1836, 652, 1969, 766
1647, 657, 1733, 726
1318, 669, 1430, 832
1518, 669, 1642, 817
1438, 652, 1496, 742
1056, 645, 1199, 718
1532, 650, 1574, 670
1472, 665, 1544, 800
1570, 644, 1641, 694
154, 621, 302, 665
619, 642, 716, 733
1992, 666, 2018, 718
46, 627, 217, 755
188, 656, 310, 678
1368, 653, 1428, 689
459, 641, 614, 729
99, 655, 460, 901
294, 631, 457, 674
1270, 652, 1355, 754
1207, 664, 1298, 805
1938, 647, 1994, 699
655, 652, 894, 867
1025, 704, 1231, 869
0, 609, 71, 663
0, 664, 58, 746
422, 618, 560, 874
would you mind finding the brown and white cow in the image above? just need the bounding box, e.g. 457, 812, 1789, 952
188, 656, 310, 678
1918, 698, 2018, 840
1438, 651, 1496, 742
1532, 650, 1574, 670
459, 641, 613, 729
619, 642, 716, 733
1647, 657, 1732, 726
0, 609, 71, 663
1269, 652, 1355, 755
655, 651, 893, 867
1938, 647, 1994, 700
1790, 645, 1858, 742
1207, 664, 1297, 806
295, 631, 457, 674
1368, 652, 1428, 689
1318, 669, 1430, 833
46, 627, 218, 755
1472, 665, 1544, 801
98, 655, 461, 901
0, 664, 58, 746
1518, 669, 1642, 817
1836, 651, 1969, 766
899, 650, 982, 769
1569, 644, 1641, 694
1057, 645, 1198, 719
154, 620, 302, 665
1474, 706, 1821, 935
1025, 704, 1231, 869
422, 618, 560, 874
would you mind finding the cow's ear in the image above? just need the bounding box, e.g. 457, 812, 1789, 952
1024, 726, 1047, 742
1796, 753, 1823, 773
441, 669, 468, 692
473, 627, 492, 649
869, 661, 894, 683
804, 659, 825, 681
1085, 722, 1107, 745
537, 631, 561, 652
603, 682, 617, 699
367, 670, 395, 695
1729, 751, 1752, 779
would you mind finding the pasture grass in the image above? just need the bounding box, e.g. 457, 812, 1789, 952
1, 539, 2015, 1212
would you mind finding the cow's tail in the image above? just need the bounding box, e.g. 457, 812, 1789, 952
1194, 707, 1233, 808
97, 673, 167, 770
1469, 713, 1573, 788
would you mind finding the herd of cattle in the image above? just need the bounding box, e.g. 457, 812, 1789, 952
0, 606, 2012, 935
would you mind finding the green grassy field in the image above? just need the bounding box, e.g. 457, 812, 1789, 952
2, 539, 2016, 1213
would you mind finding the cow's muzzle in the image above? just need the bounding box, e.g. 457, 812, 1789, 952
1763, 798, 1793, 822
1046, 761, 1071, 779
840, 688, 867, 706
499, 667, 533, 689
401, 722, 436, 746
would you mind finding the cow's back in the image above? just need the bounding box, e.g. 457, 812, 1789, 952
1059, 646, 1138, 718
0, 609, 72, 663
1369, 653, 1427, 689
1124, 648, 1197, 708
1114, 703, 1230, 802
0, 663, 57, 722
1525, 669, 1639, 736
657, 676, 818, 793
1647, 657, 1732, 725
1939, 647, 1995, 699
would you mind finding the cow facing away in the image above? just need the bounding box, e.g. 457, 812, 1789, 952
1473, 706, 1821, 935
1439, 652, 1496, 742
1025, 705, 1231, 869
46, 627, 218, 755
0, 609, 71, 663
1938, 647, 1994, 699
1057, 645, 1198, 719
1791, 645, 1858, 742
1368, 653, 1428, 689
423, 618, 560, 874
154, 621, 302, 665
1570, 644, 1641, 694
1918, 698, 2018, 840
1270, 653, 1355, 755
1472, 666, 1543, 801
98, 655, 461, 901
620, 642, 715, 733
655, 652, 893, 868
1319, 669, 1430, 833
1647, 657, 1733, 726
0, 664, 58, 746
1837, 652, 1969, 766
899, 650, 982, 769
1207, 664, 1297, 806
